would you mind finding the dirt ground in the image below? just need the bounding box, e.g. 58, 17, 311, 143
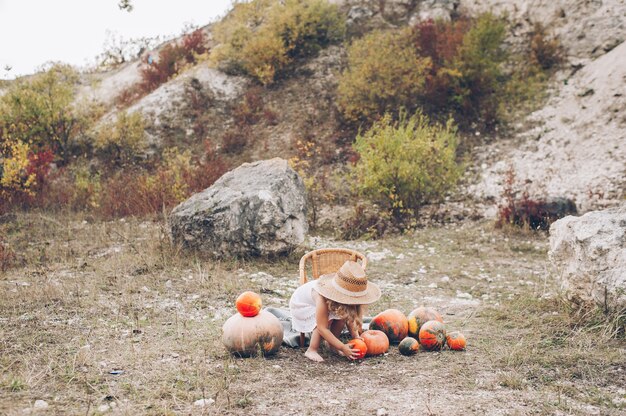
1, 213, 624, 415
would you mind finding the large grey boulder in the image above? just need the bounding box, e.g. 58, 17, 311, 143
170, 158, 308, 257
549, 205, 626, 313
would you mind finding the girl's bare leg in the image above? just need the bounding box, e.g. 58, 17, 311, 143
305, 328, 324, 362
328, 319, 347, 355
330, 319, 346, 338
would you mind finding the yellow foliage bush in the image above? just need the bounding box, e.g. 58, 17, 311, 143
0, 64, 85, 163
337, 28, 432, 123
0, 140, 36, 199
94, 111, 146, 166
352, 111, 461, 220
211, 0, 345, 84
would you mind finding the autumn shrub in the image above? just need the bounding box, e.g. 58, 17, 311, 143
338, 14, 509, 129
0, 140, 36, 210
450, 13, 507, 127
352, 111, 461, 222
495, 168, 576, 230
339, 204, 391, 240
211, 0, 345, 84
0, 64, 90, 164
116, 29, 209, 106
183, 78, 213, 140
337, 28, 431, 123
98, 147, 227, 218
221, 128, 250, 154
529, 22, 563, 70
94, 111, 146, 166
412, 18, 470, 114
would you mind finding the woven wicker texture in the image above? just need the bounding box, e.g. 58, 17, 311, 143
299, 248, 367, 285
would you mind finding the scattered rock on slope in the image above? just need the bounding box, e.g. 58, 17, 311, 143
169, 158, 308, 257
549, 204, 626, 313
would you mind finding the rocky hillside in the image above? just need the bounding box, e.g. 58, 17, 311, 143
80, 0, 626, 216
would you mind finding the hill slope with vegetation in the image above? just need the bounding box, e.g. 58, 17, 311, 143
1, 0, 624, 227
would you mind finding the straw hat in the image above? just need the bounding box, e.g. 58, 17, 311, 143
314, 261, 381, 305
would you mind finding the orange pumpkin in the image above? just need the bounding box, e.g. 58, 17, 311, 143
418, 320, 446, 351
369, 309, 409, 343
361, 330, 390, 356
222, 310, 283, 357
446, 331, 466, 351
236, 291, 262, 317
407, 307, 443, 339
347, 338, 367, 359
398, 337, 420, 356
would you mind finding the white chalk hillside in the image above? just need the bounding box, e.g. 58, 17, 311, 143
473, 40, 626, 213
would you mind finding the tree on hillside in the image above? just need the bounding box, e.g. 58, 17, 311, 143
0, 64, 89, 164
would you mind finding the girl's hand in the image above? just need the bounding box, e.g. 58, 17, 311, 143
342, 344, 360, 360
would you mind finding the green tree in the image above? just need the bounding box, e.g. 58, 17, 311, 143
0, 64, 86, 164
353, 111, 462, 220
337, 28, 431, 123
451, 13, 507, 125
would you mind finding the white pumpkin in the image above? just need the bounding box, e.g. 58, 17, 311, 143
222, 309, 283, 357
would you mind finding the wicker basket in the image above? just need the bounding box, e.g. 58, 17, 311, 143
298, 248, 368, 285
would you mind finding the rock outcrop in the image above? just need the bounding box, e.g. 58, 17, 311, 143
169, 158, 308, 257
549, 204, 626, 313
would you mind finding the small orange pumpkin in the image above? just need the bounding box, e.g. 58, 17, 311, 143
347, 338, 367, 359
407, 307, 443, 338
446, 331, 466, 351
398, 337, 420, 356
369, 309, 409, 343
236, 291, 262, 317
222, 310, 283, 357
418, 320, 446, 351
361, 330, 390, 356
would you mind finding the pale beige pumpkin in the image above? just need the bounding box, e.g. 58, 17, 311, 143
222, 310, 283, 357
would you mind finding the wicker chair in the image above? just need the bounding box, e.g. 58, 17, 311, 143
297, 248, 368, 347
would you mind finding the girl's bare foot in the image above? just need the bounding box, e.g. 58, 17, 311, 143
305, 349, 324, 362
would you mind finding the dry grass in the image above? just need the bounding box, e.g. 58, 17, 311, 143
1, 213, 624, 415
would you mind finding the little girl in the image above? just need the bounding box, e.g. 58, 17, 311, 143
289, 260, 381, 362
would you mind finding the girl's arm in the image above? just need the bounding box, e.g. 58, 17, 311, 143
313, 292, 359, 360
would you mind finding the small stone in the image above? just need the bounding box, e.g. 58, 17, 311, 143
428, 283, 438, 288
194, 398, 215, 407
377, 408, 388, 416
441, 275, 450, 283
97, 404, 110, 413
33, 400, 48, 410
456, 291, 473, 300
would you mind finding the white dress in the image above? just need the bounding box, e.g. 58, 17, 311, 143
289, 279, 340, 333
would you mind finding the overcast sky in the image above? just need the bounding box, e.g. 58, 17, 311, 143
0, 0, 232, 79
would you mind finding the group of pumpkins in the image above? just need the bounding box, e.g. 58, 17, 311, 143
347, 307, 466, 359
222, 291, 467, 359
222, 291, 284, 357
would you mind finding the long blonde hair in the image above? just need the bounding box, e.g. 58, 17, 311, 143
326, 299, 365, 334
